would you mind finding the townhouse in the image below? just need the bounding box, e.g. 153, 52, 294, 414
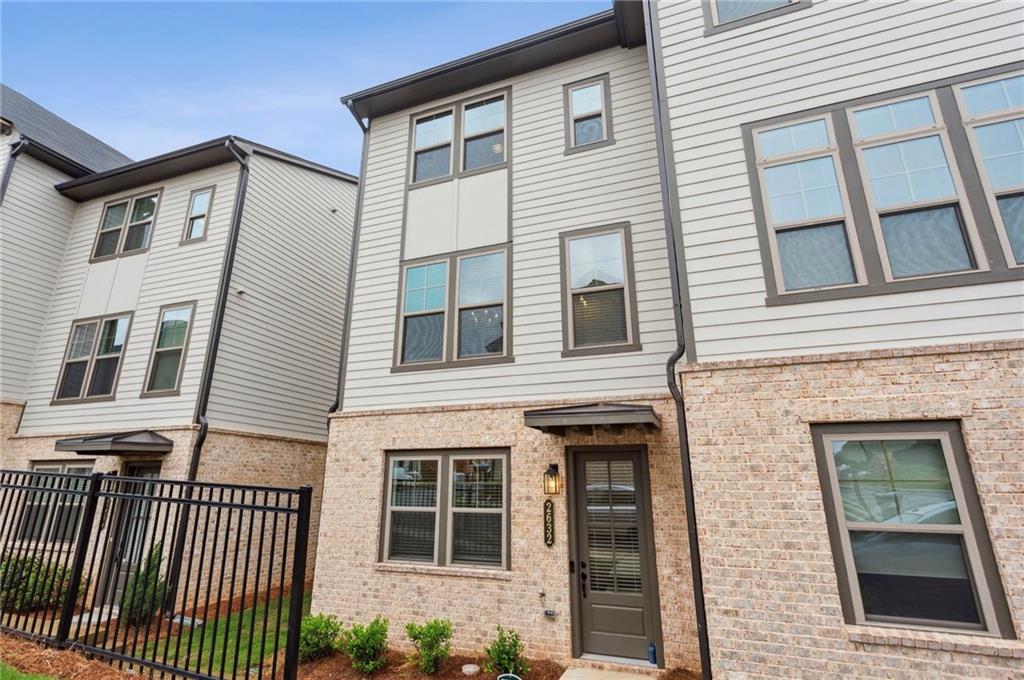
1, 87, 358, 582
315, 1, 1023, 678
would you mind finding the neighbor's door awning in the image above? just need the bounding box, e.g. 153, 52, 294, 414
523, 402, 662, 436
54, 430, 174, 455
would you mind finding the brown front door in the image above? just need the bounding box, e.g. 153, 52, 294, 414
570, 446, 661, 663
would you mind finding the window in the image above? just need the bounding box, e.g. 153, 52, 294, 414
955, 72, 1024, 267
409, 91, 509, 185
704, 0, 810, 32
564, 75, 613, 152
382, 450, 508, 569
92, 191, 160, 260
182, 187, 214, 242
395, 247, 511, 370
849, 93, 983, 281
18, 463, 94, 543
753, 117, 863, 292
412, 111, 453, 183
560, 224, 640, 356
53, 313, 132, 402
463, 96, 505, 172
143, 302, 195, 396
812, 422, 1012, 637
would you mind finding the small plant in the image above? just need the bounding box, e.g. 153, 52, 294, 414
0, 554, 77, 613
405, 618, 452, 674
483, 626, 529, 677
299, 613, 342, 661
120, 542, 167, 625
339, 616, 389, 674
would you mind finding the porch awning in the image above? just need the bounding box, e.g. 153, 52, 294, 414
54, 430, 174, 455
523, 402, 662, 436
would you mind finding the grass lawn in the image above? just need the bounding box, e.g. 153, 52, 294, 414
143, 593, 310, 677
0, 661, 55, 680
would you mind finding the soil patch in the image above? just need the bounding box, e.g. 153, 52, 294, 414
0, 633, 135, 680
298, 650, 564, 680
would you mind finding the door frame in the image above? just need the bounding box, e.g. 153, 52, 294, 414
566, 444, 665, 667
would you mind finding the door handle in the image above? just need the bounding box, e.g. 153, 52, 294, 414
580, 566, 588, 598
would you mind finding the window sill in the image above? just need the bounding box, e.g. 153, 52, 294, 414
847, 625, 1023, 658
373, 562, 512, 581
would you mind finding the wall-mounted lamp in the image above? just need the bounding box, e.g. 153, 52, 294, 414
543, 463, 561, 495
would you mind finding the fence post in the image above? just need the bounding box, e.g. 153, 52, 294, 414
283, 485, 312, 680
55, 471, 103, 646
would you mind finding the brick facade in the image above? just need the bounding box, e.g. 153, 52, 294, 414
312, 394, 701, 673
680, 340, 1024, 678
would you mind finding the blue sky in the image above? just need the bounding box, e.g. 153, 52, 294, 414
2, 1, 608, 174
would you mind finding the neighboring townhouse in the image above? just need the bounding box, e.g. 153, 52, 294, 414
648, 0, 1024, 678
314, 2, 704, 674
0, 89, 358, 580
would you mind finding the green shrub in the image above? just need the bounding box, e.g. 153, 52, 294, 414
120, 542, 167, 625
405, 618, 452, 674
339, 616, 389, 674
299, 613, 342, 661
482, 626, 529, 677
0, 554, 76, 613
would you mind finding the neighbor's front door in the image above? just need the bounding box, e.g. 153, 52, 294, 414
571, 446, 661, 662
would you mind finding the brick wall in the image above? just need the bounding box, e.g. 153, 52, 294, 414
312, 395, 700, 672
680, 340, 1024, 678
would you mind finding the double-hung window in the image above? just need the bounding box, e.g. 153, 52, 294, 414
812, 422, 1012, 637
456, 251, 506, 359
955, 72, 1024, 267
183, 187, 214, 242
382, 450, 508, 569
705, 0, 809, 30
143, 303, 195, 395
400, 260, 448, 364
412, 111, 454, 183
849, 94, 983, 281
410, 91, 508, 184
462, 96, 506, 172
53, 313, 132, 402
754, 117, 863, 292
565, 75, 612, 151
92, 192, 160, 259
18, 463, 94, 543
561, 224, 640, 355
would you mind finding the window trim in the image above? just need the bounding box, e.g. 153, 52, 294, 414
380, 449, 510, 571
810, 421, 1014, 639
559, 223, 642, 358
752, 114, 867, 295
563, 73, 615, 155
51, 311, 134, 405
180, 185, 216, 244
702, 0, 811, 36
140, 300, 197, 398
846, 91, 988, 283
392, 243, 514, 373
89, 188, 163, 263
952, 70, 1024, 269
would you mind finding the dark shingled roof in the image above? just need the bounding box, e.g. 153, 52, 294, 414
1, 84, 133, 172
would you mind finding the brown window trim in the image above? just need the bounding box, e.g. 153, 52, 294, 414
559, 222, 642, 358
702, 0, 811, 36
391, 243, 514, 373
140, 300, 197, 398
180, 185, 216, 245
743, 62, 1024, 307
89, 188, 164, 263
379, 448, 511, 571
50, 311, 134, 406
810, 420, 1015, 639
563, 73, 615, 155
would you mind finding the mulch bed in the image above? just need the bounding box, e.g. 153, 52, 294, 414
299, 650, 565, 680
0, 633, 136, 680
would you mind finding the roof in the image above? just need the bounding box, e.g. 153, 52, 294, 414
341, 1, 646, 121
55, 430, 175, 454
523, 402, 662, 436
56, 135, 358, 202
1, 84, 133, 173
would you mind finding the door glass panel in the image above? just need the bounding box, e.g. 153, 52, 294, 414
584, 459, 642, 594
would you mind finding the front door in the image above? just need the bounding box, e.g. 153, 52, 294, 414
102, 463, 162, 605
570, 446, 661, 663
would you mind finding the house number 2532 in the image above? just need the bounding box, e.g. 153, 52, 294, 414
543, 499, 555, 547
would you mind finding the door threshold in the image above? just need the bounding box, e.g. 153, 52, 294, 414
579, 653, 658, 669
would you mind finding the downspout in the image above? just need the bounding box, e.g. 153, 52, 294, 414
0, 138, 27, 205
641, 1, 712, 677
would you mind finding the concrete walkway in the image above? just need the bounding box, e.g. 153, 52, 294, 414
559, 669, 657, 680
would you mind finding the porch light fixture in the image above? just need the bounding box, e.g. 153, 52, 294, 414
543, 463, 561, 495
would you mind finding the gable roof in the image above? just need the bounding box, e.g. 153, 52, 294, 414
1, 83, 133, 173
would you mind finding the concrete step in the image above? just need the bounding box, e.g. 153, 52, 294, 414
560, 668, 658, 680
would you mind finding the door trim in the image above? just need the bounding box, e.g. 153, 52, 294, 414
566, 444, 665, 668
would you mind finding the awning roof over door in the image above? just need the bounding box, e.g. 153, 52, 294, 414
54, 430, 174, 455
523, 402, 662, 436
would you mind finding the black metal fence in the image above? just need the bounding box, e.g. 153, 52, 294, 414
0, 469, 311, 680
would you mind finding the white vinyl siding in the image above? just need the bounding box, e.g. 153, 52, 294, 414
342, 45, 677, 410
16, 162, 241, 434
204, 155, 357, 440
657, 0, 1024, 361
